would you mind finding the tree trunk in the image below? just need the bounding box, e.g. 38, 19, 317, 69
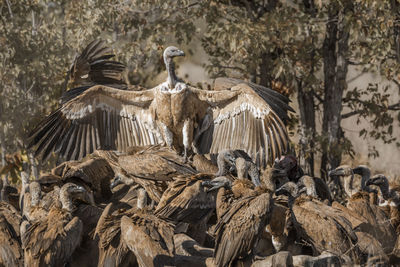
320, 4, 350, 178
297, 80, 315, 177
0, 128, 9, 185
297, 0, 317, 177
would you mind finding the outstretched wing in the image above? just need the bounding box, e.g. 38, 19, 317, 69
28, 85, 163, 162
69, 39, 126, 89
192, 79, 293, 168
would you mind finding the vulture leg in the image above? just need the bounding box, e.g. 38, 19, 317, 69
182, 119, 193, 162
160, 123, 174, 148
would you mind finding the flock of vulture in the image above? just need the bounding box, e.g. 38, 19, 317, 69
0, 40, 397, 266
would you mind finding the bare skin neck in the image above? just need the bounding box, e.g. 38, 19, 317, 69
164, 57, 178, 89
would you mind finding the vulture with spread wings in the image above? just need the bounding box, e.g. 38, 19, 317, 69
28, 43, 293, 168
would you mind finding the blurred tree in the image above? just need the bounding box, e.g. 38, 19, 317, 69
0, 0, 399, 181
198, 0, 400, 178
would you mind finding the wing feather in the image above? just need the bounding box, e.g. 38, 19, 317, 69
28, 85, 160, 162
193, 82, 292, 166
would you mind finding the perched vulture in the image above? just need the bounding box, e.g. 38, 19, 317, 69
120, 210, 175, 267
28, 45, 293, 168
155, 173, 216, 224
275, 182, 361, 260
94, 203, 137, 267
22, 183, 85, 267
0, 179, 23, 267
212, 182, 273, 267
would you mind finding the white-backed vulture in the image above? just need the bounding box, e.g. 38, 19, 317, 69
328, 165, 375, 202
367, 174, 400, 231
120, 210, 175, 267
209, 180, 273, 267
69, 191, 103, 267
24, 182, 47, 222
22, 183, 85, 267
94, 203, 137, 267
109, 145, 198, 204
0, 179, 23, 267
329, 166, 396, 254
28, 45, 293, 168
272, 155, 304, 183
52, 156, 114, 202
215, 149, 261, 186
154, 174, 222, 245
275, 182, 361, 261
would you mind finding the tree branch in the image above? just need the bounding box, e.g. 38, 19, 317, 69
5, 0, 13, 19
342, 102, 400, 119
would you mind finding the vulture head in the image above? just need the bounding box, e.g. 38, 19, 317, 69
60, 183, 86, 211
163, 46, 185, 62
366, 174, 388, 188
163, 46, 185, 90
202, 176, 232, 192
328, 165, 353, 177
272, 155, 303, 183
110, 176, 123, 190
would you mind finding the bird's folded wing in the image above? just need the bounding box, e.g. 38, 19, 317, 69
28, 85, 163, 162
192, 83, 291, 167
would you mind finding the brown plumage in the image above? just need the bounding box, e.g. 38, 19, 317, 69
298, 175, 332, 203
94, 203, 137, 267
120, 210, 175, 267
28, 47, 292, 167
69, 191, 103, 267
192, 154, 219, 174
212, 184, 273, 267
112, 146, 198, 203
275, 182, 360, 260
0, 200, 23, 267
24, 182, 48, 222
22, 183, 85, 267
119, 145, 197, 181
53, 155, 114, 202
330, 169, 397, 254
155, 174, 216, 223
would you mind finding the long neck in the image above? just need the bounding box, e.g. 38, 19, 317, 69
60, 190, 74, 212
343, 174, 354, 198
353, 166, 371, 191
165, 57, 177, 89
378, 180, 391, 200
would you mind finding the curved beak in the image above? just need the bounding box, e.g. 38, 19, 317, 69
275, 187, 289, 196
177, 50, 185, 57
202, 177, 231, 192
110, 177, 122, 190
74, 186, 86, 194
366, 178, 376, 187
328, 168, 345, 177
